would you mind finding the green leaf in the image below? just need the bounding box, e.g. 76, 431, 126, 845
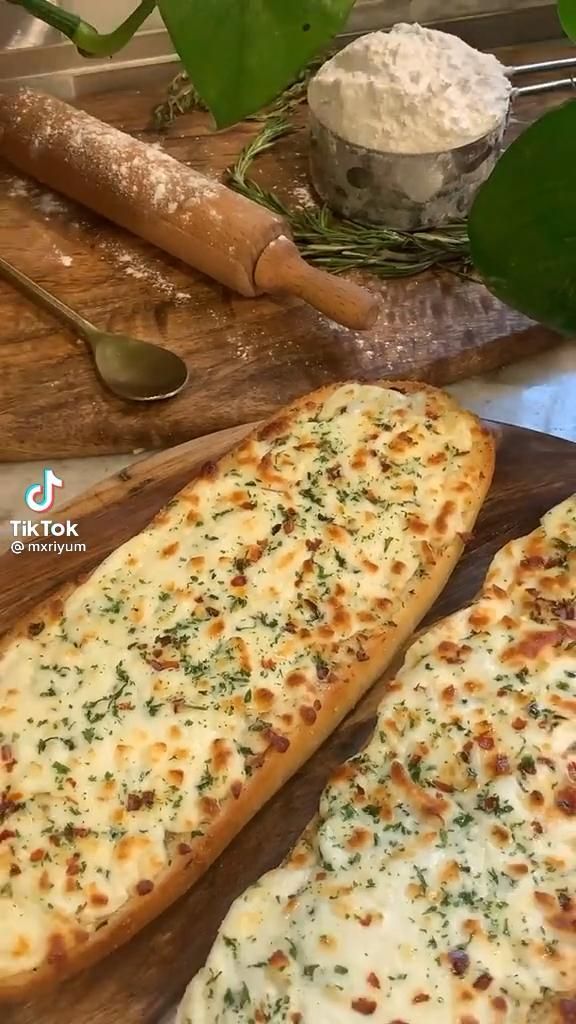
558, 0, 576, 41
469, 100, 576, 336
157, 0, 354, 127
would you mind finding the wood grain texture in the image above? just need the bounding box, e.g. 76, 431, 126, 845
0, 37, 573, 460
1, 419, 575, 1023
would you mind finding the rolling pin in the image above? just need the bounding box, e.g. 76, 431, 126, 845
0, 88, 380, 331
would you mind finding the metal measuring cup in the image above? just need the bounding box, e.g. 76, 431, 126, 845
308, 56, 576, 231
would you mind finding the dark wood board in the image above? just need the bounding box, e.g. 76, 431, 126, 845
1, 419, 575, 1024
0, 37, 574, 460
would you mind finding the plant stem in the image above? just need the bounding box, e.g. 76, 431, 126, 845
5, 0, 157, 57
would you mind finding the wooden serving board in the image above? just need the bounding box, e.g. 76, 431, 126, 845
1, 418, 575, 1024
0, 37, 573, 461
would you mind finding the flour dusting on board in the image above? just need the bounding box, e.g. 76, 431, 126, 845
53, 248, 73, 267
15, 88, 220, 217
4, 173, 194, 302
6, 174, 84, 220
308, 23, 512, 154
96, 241, 193, 302
291, 184, 316, 209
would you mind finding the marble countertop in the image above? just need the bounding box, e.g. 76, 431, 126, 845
1, 338, 575, 548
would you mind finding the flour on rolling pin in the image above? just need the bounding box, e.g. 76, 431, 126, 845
0, 88, 287, 297
0, 89, 380, 330
24, 91, 220, 215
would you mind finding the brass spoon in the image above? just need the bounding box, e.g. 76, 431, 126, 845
0, 254, 189, 401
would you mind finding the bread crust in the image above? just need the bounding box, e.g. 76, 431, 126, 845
0, 379, 495, 1001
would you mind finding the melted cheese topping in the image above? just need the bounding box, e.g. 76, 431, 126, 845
179, 496, 576, 1024
0, 383, 481, 980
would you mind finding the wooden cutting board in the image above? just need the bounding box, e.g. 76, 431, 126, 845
0, 37, 573, 461
1, 418, 575, 1024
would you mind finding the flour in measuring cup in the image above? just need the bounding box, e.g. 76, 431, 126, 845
307, 23, 512, 154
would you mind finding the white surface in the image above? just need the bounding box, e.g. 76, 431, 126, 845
349, 0, 552, 31
448, 339, 576, 439
66, 1, 163, 32
307, 23, 511, 153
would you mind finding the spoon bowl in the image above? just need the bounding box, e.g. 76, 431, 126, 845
90, 332, 189, 401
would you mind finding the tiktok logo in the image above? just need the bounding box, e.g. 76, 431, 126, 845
24, 468, 64, 513
12, 470, 80, 554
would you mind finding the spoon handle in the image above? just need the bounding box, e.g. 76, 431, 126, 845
0, 254, 97, 343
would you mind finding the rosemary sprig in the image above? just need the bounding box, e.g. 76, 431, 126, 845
287, 214, 469, 278
154, 61, 471, 277
227, 116, 294, 195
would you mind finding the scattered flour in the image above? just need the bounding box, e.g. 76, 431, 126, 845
234, 342, 252, 362
95, 238, 193, 303
290, 184, 316, 209
101, 242, 192, 300
52, 247, 73, 267
36, 193, 69, 216
6, 175, 80, 219
6, 177, 29, 199
307, 23, 512, 154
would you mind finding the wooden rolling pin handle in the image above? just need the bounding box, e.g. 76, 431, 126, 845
255, 236, 380, 331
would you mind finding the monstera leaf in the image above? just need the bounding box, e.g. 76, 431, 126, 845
158, 0, 355, 127
558, 0, 576, 41
469, 100, 576, 336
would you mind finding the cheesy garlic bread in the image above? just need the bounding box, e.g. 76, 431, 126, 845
0, 381, 493, 997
